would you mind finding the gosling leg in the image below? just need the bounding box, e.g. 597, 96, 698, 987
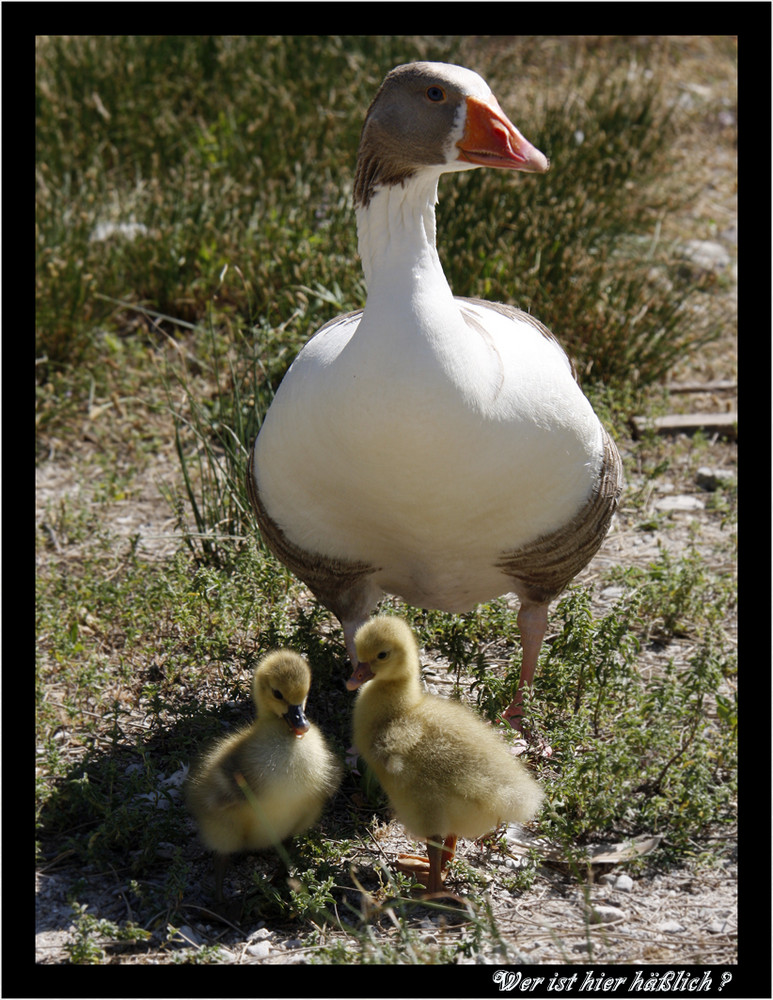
212, 853, 229, 903
426, 834, 458, 893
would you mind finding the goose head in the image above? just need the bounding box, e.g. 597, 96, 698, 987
253, 650, 312, 736
354, 61, 549, 209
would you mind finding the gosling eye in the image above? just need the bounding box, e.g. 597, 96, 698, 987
272, 689, 284, 700
376, 650, 389, 660
426, 85, 446, 103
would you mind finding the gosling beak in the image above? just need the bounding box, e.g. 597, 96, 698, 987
457, 94, 549, 173
346, 661, 374, 691
283, 703, 310, 737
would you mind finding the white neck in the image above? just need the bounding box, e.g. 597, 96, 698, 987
356, 170, 455, 317
350, 168, 502, 401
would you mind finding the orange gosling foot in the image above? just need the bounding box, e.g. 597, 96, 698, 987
396, 835, 457, 894
396, 853, 433, 881
397, 854, 440, 896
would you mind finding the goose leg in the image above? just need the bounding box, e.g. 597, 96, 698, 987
342, 616, 368, 669
503, 600, 548, 726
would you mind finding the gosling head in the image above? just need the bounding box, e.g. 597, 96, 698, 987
347, 616, 417, 691
253, 650, 312, 736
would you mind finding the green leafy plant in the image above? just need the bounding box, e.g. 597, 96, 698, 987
64, 904, 151, 965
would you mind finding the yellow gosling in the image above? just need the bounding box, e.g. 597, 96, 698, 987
348, 616, 542, 894
186, 650, 341, 901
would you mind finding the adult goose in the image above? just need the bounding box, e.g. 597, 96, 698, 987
248, 61, 623, 723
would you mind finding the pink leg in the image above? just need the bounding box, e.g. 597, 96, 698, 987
503, 600, 548, 725
342, 617, 368, 668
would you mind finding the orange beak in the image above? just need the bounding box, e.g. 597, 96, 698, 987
457, 95, 549, 173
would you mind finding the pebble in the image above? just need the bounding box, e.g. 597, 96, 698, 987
246, 940, 272, 959
654, 495, 705, 512
599, 586, 626, 601
696, 466, 735, 491
717, 109, 736, 129
170, 924, 202, 946
679, 239, 731, 271
598, 873, 634, 892
707, 915, 734, 934
657, 919, 685, 933
90, 220, 149, 243
720, 223, 738, 245
587, 904, 626, 924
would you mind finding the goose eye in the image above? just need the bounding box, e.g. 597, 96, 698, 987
272, 689, 284, 700
377, 650, 389, 660
426, 86, 445, 103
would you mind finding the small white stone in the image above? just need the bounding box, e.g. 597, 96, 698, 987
657, 919, 685, 933
696, 466, 735, 491
90, 221, 149, 243
614, 874, 634, 892
172, 925, 201, 946
162, 766, 189, 789
587, 904, 626, 924
246, 940, 272, 959
680, 239, 731, 270
654, 495, 705, 512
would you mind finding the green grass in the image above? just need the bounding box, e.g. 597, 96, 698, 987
36, 36, 730, 419
36, 35, 736, 965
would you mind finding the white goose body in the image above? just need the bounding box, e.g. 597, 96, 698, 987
249, 62, 622, 720
257, 294, 601, 610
